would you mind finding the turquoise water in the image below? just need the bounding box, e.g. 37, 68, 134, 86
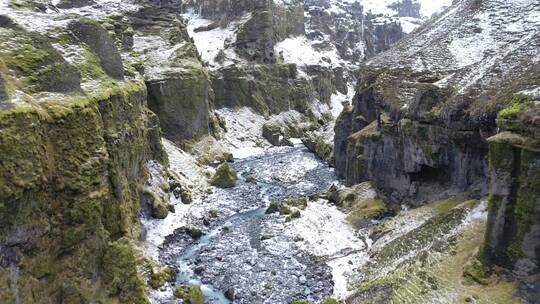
176, 207, 268, 303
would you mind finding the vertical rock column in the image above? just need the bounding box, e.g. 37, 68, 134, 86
483, 134, 540, 280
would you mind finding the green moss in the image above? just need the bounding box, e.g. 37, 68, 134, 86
507, 150, 540, 259
187, 226, 203, 239
489, 141, 516, 173
246, 175, 257, 184
290, 300, 310, 304
102, 237, 149, 303
149, 267, 176, 289
283, 197, 308, 210
286, 210, 301, 222
498, 95, 534, 120
346, 199, 388, 225
209, 209, 219, 218
463, 259, 491, 285
210, 163, 237, 188
266, 201, 280, 214
279, 205, 292, 215
322, 298, 339, 304
173, 285, 204, 304
78, 49, 108, 79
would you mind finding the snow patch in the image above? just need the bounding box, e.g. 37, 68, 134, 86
286, 199, 370, 299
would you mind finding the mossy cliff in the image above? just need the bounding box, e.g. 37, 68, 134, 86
0, 82, 165, 303
482, 96, 540, 293
0, 8, 168, 303
211, 64, 325, 117
130, 0, 223, 145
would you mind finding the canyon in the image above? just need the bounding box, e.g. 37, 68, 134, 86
0, 0, 538, 303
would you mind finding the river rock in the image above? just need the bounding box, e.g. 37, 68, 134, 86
224, 287, 236, 301
210, 163, 238, 188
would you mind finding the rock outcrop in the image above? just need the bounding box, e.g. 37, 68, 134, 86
333, 0, 540, 293
181, 0, 443, 124
483, 94, 540, 293
0, 1, 171, 303
131, 0, 222, 144
335, 0, 539, 205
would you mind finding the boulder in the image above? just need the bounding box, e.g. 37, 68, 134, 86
262, 122, 294, 147
210, 163, 237, 188
174, 285, 204, 304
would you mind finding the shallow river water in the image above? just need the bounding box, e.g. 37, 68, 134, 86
158, 145, 339, 303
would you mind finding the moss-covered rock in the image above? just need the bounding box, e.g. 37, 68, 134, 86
103, 237, 149, 303
483, 132, 540, 281
173, 285, 204, 304
210, 163, 238, 188
186, 226, 203, 239
345, 199, 388, 228
262, 121, 295, 146
68, 18, 124, 80
149, 267, 177, 289
0, 27, 81, 93
283, 197, 308, 210
266, 201, 280, 214
0, 81, 165, 303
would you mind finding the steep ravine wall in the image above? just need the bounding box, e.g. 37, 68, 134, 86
482, 105, 540, 292
334, 70, 489, 206
0, 2, 174, 302
333, 0, 540, 290
0, 83, 167, 303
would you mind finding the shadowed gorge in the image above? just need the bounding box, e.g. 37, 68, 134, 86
0, 0, 538, 303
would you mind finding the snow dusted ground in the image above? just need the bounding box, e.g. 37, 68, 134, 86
0, 0, 141, 33
286, 198, 371, 299
276, 36, 346, 69
141, 139, 210, 259
181, 9, 250, 69
369, 0, 540, 97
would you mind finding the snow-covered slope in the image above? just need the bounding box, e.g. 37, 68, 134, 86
367, 0, 540, 104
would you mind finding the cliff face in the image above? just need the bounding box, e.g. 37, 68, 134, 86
483, 99, 540, 288
131, 0, 222, 144
0, 1, 173, 303
178, 0, 446, 158
334, 0, 539, 286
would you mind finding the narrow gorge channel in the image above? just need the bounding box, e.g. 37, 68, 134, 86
1, 0, 538, 303
143, 122, 363, 303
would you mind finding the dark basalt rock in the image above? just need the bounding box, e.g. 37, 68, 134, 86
68, 19, 125, 80
0, 73, 7, 102
56, 0, 95, 9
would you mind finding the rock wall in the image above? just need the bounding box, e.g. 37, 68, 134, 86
0, 83, 166, 304
482, 96, 540, 290
131, 0, 222, 144
0, 3, 171, 303
211, 64, 316, 116
334, 68, 489, 205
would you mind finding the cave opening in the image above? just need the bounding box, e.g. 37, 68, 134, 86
409, 164, 449, 185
